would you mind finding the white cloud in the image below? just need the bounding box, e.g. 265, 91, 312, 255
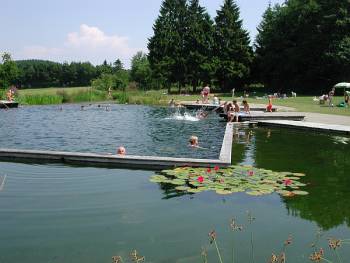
18, 24, 145, 68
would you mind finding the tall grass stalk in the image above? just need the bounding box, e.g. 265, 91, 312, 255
321, 257, 334, 263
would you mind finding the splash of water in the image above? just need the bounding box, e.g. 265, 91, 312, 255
165, 107, 200, 122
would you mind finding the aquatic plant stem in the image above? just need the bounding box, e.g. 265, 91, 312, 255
202, 252, 208, 263
213, 239, 224, 263
321, 257, 334, 263
232, 233, 235, 263
250, 231, 255, 263
334, 250, 343, 263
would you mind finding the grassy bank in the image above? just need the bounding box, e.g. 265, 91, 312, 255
12, 87, 167, 106
222, 95, 350, 116
4, 87, 350, 116
166, 93, 350, 116
15, 87, 107, 105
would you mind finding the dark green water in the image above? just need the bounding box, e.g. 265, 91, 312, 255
0, 108, 350, 262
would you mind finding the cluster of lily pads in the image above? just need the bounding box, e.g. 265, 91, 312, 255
150, 165, 308, 196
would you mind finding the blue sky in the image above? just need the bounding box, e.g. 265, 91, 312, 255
0, 0, 284, 68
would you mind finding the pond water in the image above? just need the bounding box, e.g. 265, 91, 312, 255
0, 104, 225, 159
0, 107, 350, 263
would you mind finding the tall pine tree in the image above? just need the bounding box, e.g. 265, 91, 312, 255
253, 3, 281, 88
213, 0, 253, 91
148, 0, 188, 93
185, 0, 214, 92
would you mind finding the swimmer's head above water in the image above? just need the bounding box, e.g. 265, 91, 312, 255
117, 146, 126, 155
189, 136, 199, 147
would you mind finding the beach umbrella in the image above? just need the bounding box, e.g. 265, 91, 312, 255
334, 82, 350, 88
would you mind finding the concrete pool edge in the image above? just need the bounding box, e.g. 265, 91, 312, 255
0, 123, 233, 170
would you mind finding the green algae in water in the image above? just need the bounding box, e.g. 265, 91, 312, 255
149, 165, 308, 197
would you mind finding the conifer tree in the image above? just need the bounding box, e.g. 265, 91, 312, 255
213, 0, 253, 91
148, 0, 188, 93
185, 0, 214, 92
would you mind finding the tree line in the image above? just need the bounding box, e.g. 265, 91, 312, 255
148, 0, 350, 93
254, 0, 350, 94
1, 0, 349, 94
148, 0, 252, 93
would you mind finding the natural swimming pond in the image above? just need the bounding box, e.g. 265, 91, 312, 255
0, 104, 225, 159
1, 106, 350, 262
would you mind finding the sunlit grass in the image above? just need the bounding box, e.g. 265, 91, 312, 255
10, 87, 350, 116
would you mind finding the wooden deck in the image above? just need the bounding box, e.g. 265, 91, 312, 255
219, 112, 305, 121
0, 100, 19, 109
181, 103, 276, 113
181, 103, 220, 111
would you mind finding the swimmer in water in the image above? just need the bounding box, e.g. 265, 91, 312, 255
189, 136, 199, 147
196, 109, 208, 119
117, 146, 126, 155
188, 136, 208, 149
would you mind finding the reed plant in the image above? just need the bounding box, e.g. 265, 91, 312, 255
112, 90, 166, 105
17, 88, 107, 105
17, 94, 63, 105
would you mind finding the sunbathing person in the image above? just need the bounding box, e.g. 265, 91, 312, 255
242, 100, 250, 114
227, 100, 240, 122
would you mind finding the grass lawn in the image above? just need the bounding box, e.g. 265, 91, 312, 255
163, 94, 350, 116
15, 87, 350, 116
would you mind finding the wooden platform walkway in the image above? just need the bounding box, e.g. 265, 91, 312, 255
181, 103, 277, 113
258, 120, 350, 135
219, 112, 305, 122
0, 100, 19, 109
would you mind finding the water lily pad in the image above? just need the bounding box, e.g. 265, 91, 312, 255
292, 190, 309, 195
187, 188, 203, 193
175, 186, 190, 191
216, 189, 233, 195
246, 191, 264, 196
168, 179, 186, 185
292, 173, 306, 177
150, 165, 308, 197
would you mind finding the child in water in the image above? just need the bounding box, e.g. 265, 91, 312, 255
188, 136, 208, 149
117, 146, 126, 155
189, 136, 199, 147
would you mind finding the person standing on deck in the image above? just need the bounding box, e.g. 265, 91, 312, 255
201, 85, 210, 104
266, 97, 273, 112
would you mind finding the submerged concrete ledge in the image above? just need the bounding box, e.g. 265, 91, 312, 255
258, 120, 350, 135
